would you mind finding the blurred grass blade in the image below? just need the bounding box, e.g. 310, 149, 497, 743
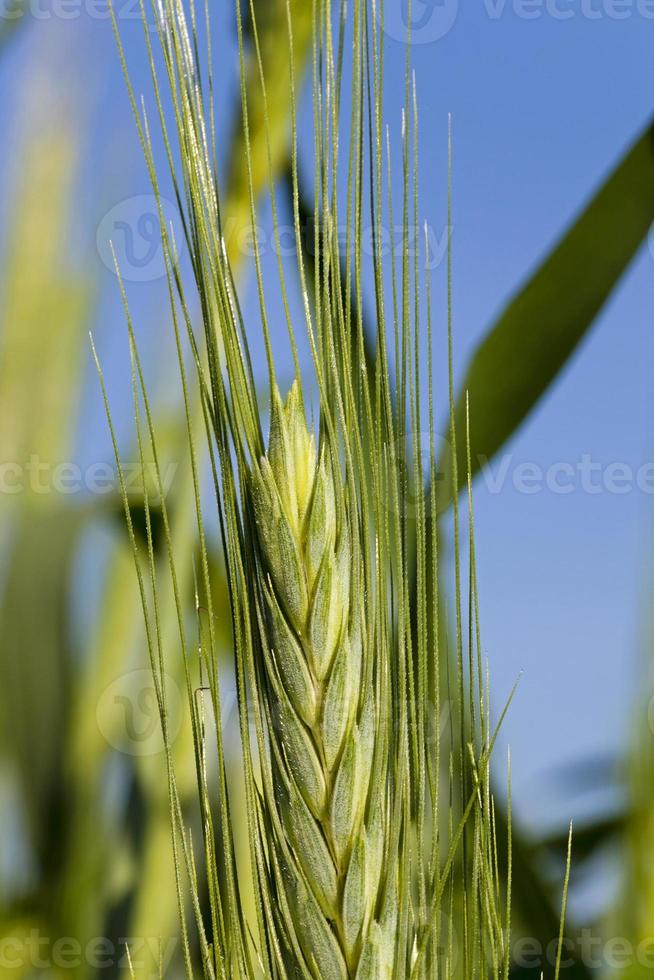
224, 0, 313, 266
440, 117, 654, 505
0, 115, 92, 465
618, 600, 654, 962
0, 97, 92, 871
281, 169, 378, 386
0, 511, 82, 868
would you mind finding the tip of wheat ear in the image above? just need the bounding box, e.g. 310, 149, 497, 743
250, 383, 397, 979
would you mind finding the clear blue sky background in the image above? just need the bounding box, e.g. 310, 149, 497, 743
1, 0, 652, 878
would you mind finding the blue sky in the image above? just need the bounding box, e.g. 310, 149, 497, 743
1, 0, 653, 858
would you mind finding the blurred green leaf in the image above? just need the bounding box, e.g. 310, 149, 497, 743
58, 541, 143, 970
0, 510, 82, 872
0, 101, 93, 882
282, 169, 379, 384
536, 813, 626, 868
0, 117, 92, 466
440, 117, 654, 506
615, 634, 654, 966
224, 0, 313, 268
492, 808, 593, 980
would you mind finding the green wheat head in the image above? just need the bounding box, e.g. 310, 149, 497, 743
250, 382, 395, 977
97, 0, 539, 976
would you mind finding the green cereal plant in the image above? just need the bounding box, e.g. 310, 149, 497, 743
97, 0, 575, 976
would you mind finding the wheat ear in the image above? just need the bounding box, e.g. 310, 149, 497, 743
250, 382, 396, 979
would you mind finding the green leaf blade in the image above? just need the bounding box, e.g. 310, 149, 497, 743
441, 117, 654, 505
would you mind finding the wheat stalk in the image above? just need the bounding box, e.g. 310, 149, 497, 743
103, 0, 524, 977
249, 382, 395, 978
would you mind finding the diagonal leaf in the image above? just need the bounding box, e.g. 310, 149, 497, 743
439, 117, 654, 506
